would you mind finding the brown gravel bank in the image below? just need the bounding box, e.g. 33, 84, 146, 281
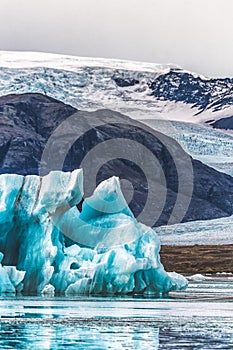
160, 244, 233, 274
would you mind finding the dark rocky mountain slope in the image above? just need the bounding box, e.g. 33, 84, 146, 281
209, 116, 233, 130
148, 69, 233, 114
0, 93, 233, 227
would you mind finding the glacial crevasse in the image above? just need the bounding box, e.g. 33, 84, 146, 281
0, 170, 187, 295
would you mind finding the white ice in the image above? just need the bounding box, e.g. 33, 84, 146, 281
0, 51, 232, 124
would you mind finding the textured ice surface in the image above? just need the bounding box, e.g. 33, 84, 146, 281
0, 169, 83, 294
0, 170, 187, 295
141, 119, 233, 176
157, 215, 233, 246
0, 51, 232, 123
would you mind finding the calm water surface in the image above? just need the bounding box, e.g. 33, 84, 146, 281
0, 278, 232, 349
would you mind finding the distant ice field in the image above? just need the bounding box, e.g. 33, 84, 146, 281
157, 215, 233, 245
140, 119, 233, 177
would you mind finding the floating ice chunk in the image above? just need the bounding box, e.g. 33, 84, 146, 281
0, 170, 187, 295
41, 284, 55, 296
188, 274, 207, 282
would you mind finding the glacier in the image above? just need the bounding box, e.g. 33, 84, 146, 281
1, 51, 233, 123
0, 169, 187, 295
141, 119, 233, 177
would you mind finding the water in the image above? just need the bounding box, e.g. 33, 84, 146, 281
0, 278, 232, 349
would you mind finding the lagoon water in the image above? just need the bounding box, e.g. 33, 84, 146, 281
0, 278, 232, 349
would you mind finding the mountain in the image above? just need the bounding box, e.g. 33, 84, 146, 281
149, 69, 233, 115
209, 116, 233, 130
0, 93, 76, 174
0, 51, 233, 124
0, 93, 233, 227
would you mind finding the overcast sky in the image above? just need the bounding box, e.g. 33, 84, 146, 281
0, 0, 233, 77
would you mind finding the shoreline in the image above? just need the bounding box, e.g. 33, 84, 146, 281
160, 244, 233, 273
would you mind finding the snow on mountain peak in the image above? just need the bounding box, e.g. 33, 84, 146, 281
0, 51, 232, 125
0, 50, 179, 73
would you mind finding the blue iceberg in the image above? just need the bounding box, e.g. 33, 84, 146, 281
0, 170, 187, 295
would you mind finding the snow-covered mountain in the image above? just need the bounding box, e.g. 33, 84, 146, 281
0, 51, 233, 124
1, 51, 232, 177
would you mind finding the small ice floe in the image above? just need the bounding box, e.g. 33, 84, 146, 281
41, 284, 55, 296
188, 274, 207, 282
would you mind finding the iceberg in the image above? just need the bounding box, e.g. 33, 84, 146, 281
0, 169, 187, 296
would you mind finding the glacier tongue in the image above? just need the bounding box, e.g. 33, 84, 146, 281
0, 170, 187, 296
